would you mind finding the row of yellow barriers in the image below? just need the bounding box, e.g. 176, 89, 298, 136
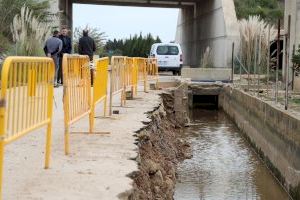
0, 55, 158, 199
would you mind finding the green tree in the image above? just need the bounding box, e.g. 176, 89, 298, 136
105, 33, 162, 57
234, 0, 283, 23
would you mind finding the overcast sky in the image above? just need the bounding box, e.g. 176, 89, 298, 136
73, 4, 179, 42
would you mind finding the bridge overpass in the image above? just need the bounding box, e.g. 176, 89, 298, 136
58, 0, 239, 68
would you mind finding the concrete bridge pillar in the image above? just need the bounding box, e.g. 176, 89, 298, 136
176, 0, 239, 68
285, 0, 300, 54
56, 0, 239, 69
58, 0, 73, 30
284, 0, 300, 84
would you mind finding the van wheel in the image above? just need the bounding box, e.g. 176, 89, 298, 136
172, 71, 176, 76
178, 70, 181, 76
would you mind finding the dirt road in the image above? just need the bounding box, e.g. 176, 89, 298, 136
3, 86, 160, 200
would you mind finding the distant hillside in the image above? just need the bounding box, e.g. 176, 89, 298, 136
234, 0, 284, 23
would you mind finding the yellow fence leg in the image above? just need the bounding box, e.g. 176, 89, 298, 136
89, 72, 94, 134
45, 78, 54, 168
0, 111, 4, 200
89, 107, 94, 134
64, 83, 70, 156
109, 68, 113, 116
144, 61, 148, 93
0, 140, 4, 200
45, 122, 52, 169
63, 60, 70, 155
0, 59, 10, 199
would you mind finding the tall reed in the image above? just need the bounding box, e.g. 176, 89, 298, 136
10, 6, 53, 56
239, 16, 276, 73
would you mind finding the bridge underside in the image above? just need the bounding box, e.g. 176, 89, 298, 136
59, 0, 239, 68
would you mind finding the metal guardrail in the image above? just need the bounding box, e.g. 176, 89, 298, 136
146, 58, 159, 87
125, 57, 138, 95
0, 56, 55, 199
93, 57, 109, 117
62, 54, 92, 155
109, 56, 126, 116
135, 57, 148, 92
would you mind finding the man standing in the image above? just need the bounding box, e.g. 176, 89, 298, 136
78, 30, 96, 85
44, 30, 63, 87
58, 27, 72, 85
78, 30, 96, 61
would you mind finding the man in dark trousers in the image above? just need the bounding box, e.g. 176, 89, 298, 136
58, 27, 72, 85
78, 30, 96, 85
44, 30, 63, 87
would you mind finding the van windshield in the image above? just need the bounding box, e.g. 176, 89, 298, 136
156, 46, 179, 55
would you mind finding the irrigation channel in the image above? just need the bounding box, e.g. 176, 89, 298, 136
174, 109, 291, 200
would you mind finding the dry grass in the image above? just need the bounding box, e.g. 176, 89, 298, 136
10, 6, 53, 56
239, 16, 276, 73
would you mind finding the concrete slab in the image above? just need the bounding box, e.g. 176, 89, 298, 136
181, 68, 232, 81
3, 86, 161, 200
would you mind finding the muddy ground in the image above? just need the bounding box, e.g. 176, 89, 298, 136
129, 91, 191, 200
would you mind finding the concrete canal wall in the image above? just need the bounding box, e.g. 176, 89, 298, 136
219, 86, 300, 199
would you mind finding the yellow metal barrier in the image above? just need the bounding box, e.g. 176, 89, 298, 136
124, 57, 138, 95
107, 56, 157, 116
0, 56, 54, 198
63, 54, 92, 155
135, 58, 148, 92
146, 58, 159, 89
92, 57, 109, 117
132, 58, 139, 95
146, 58, 159, 81
109, 56, 126, 116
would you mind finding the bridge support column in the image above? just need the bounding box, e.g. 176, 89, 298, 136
284, 0, 300, 86
59, 0, 73, 30
176, 0, 239, 68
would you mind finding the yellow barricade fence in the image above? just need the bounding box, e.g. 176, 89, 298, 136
124, 57, 138, 96
63, 54, 92, 155
132, 58, 139, 95
135, 57, 148, 92
109, 56, 126, 116
104, 56, 157, 116
146, 58, 159, 87
92, 57, 109, 117
0, 56, 54, 198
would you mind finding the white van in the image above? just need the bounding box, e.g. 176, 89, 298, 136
150, 43, 183, 75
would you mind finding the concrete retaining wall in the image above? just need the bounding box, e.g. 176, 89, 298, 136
219, 86, 300, 198
181, 68, 232, 81
176, 0, 239, 68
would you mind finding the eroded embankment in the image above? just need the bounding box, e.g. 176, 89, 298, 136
128, 90, 191, 200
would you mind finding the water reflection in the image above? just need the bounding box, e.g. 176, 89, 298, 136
174, 110, 290, 200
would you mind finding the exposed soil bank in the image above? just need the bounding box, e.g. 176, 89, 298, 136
129, 90, 191, 200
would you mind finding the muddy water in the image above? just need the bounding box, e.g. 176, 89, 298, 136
174, 110, 290, 200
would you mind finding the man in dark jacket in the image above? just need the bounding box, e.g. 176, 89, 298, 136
78, 30, 96, 85
44, 30, 63, 87
58, 27, 72, 85
78, 30, 96, 61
